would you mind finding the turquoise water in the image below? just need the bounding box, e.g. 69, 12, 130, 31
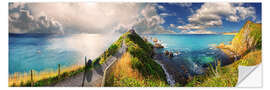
9, 34, 82, 74
9, 33, 234, 75
9, 33, 117, 74
147, 34, 235, 74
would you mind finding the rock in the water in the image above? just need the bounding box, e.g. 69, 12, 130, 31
168, 52, 174, 58
154, 43, 164, 48
164, 50, 169, 56
153, 38, 158, 43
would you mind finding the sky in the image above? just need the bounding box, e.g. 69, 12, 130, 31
156, 3, 261, 34
9, 2, 261, 35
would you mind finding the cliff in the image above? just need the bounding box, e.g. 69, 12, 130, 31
218, 21, 261, 59
221, 20, 262, 66
231, 20, 262, 56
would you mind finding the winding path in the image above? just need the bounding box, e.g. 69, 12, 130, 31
54, 37, 127, 87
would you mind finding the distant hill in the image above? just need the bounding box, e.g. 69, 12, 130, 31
222, 32, 237, 35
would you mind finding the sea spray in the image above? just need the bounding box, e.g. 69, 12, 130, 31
154, 60, 176, 86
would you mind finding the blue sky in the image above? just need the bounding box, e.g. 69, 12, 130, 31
155, 3, 261, 34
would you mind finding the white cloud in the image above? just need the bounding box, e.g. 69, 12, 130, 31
9, 5, 63, 34
160, 13, 170, 17
177, 3, 257, 32
227, 15, 239, 22
188, 3, 256, 26
177, 24, 205, 30
160, 12, 176, 17
235, 6, 256, 21
9, 3, 174, 34
157, 5, 165, 10
25, 3, 142, 34
132, 4, 175, 34
181, 30, 216, 34
170, 24, 175, 28
178, 3, 192, 7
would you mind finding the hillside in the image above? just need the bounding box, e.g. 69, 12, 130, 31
187, 20, 262, 87
218, 20, 262, 59
103, 30, 168, 87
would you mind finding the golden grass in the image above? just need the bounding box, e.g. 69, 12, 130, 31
105, 52, 167, 87
109, 52, 143, 81
8, 64, 84, 86
238, 50, 262, 66
216, 43, 235, 59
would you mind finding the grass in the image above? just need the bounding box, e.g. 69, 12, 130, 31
105, 52, 167, 87
186, 60, 238, 87
186, 50, 261, 87
187, 21, 262, 87
9, 53, 105, 87
104, 31, 168, 87
99, 36, 123, 64
236, 50, 262, 66
231, 20, 261, 55
9, 64, 84, 87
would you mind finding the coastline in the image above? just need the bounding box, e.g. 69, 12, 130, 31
152, 48, 189, 86
148, 35, 236, 86
222, 33, 238, 35
153, 58, 175, 86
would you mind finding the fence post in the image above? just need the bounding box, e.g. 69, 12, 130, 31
82, 56, 87, 87
58, 64, 61, 80
30, 69, 33, 87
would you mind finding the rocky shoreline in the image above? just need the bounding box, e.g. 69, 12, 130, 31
152, 48, 190, 86
147, 36, 233, 86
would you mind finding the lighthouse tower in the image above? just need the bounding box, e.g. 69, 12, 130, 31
128, 26, 136, 34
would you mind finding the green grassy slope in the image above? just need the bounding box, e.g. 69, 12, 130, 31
105, 31, 168, 87
187, 20, 262, 87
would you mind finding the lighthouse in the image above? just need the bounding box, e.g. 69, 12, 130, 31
128, 26, 136, 34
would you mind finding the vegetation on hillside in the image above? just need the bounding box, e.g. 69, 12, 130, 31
187, 21, 262, 87
9, 65, 84, 86
98, 36, 123, 64
186, 50, 261, 87
105, 31, 168, 87
221, 21, 262, 57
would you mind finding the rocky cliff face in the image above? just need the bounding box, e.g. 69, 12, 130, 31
231, 20, 262, 56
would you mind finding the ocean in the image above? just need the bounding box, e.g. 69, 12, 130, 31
146, 34, 235, 75
8, 33, 117, 74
